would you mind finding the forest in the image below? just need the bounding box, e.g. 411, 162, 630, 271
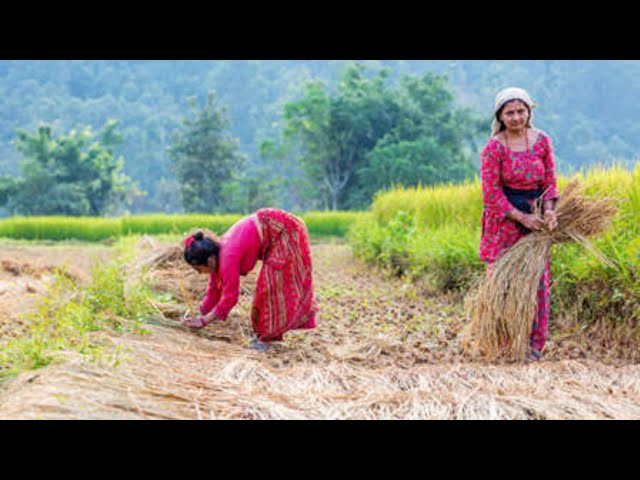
0, 60, 638, 215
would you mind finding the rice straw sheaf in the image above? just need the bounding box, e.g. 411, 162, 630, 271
468, 180, 617, 361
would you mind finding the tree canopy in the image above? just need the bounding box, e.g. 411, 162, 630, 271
278, 64, 483, 210
0, 120, 138, 216
168, 94, 246, 213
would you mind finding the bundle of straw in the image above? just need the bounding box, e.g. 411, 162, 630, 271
468, 180, 617, 361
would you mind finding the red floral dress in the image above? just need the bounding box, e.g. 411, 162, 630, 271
479, 129, 558, 351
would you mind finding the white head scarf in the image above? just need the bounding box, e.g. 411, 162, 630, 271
491, 87, 536, 137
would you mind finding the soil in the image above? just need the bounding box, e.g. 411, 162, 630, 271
0, 242, 113, 341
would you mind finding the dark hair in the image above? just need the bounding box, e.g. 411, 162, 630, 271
184, 231, 220, 266
495, 99, 532, 133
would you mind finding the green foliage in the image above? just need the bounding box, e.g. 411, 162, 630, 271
0, 122, 138, 216
371, 178, 483, 229
297, 211, 369, 237
348, 210, 483, 288
278, 63, 482, 210
375, 211, 418, 277
357, 74, 481, 200
84, 262, 154, 332
549, 165, 640, 325
258, 138, 320, 212
0, 252, 153, 380
404, 225, 483, 291
0, 175, 18, 206
169, 94, 246, 213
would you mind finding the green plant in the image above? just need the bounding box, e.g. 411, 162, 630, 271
0, 243, 156, 380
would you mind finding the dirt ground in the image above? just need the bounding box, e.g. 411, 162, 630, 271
0, 242, 114, 341
0, 240, 639, 419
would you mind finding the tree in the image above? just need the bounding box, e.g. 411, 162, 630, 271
283, 63, 400, 210
279, 64, 483, 210
169, 93, 246, 213
259, 138, 317, 211
0, 121, 139, 216
357, 73, 484, 199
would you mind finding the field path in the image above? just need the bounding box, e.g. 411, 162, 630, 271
1, 242, 639, 419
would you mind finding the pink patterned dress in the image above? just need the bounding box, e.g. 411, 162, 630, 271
479, 129, 558, 351
200, 208, 318, 342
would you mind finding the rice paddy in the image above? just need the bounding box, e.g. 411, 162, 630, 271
0, 211, 367, 241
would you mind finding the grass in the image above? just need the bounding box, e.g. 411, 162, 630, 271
0, 216, 121, 241
0, 211, 369, 241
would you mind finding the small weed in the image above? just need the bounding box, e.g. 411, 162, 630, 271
0, 241, 158, 380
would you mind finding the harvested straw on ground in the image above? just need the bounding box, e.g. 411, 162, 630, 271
468, 180, 617, 361
136, 227, 219, 322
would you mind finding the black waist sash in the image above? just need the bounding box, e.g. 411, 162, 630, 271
503, 186, 543, 234
503, 185, 542, 214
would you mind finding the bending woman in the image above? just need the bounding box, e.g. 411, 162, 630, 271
181, 208, 318, 350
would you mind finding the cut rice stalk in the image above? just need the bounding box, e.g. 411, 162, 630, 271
468, 180, 617, 361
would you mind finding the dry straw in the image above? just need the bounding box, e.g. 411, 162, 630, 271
467, 180, 617, 361
139, 227, 218, 322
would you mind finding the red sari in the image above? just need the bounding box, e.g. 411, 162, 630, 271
200, 208, 318, 341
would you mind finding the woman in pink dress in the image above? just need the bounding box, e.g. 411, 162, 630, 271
181, 208, 318, 351
480, 87, 559, 361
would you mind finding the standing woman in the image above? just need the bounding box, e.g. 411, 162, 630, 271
479, 87, 559, 360
181, 208, 318, 351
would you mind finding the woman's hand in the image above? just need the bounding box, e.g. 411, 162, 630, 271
509, 210, 546, 231
544, 210, 558, 231
181, 313, 215, 329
